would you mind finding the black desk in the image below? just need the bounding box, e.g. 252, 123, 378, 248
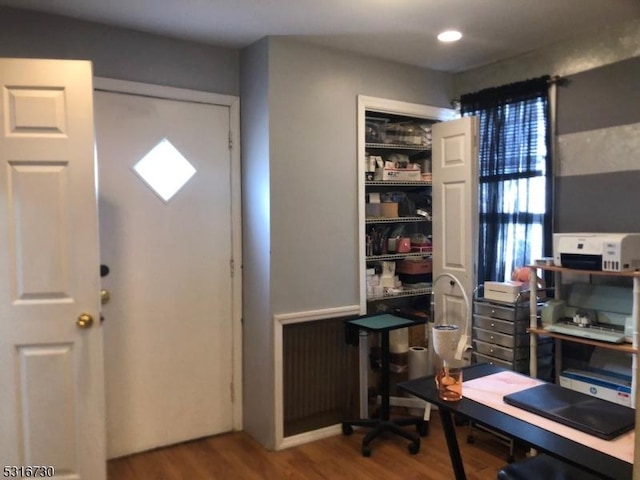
397, 364, 632, 480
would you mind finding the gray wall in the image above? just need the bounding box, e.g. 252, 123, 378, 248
454, 18, 640, 235
240, 36, 453, 448
268, 37, 452, 314
239, 38, 274, 448
0, 7, 239, 95
454, 18, 640, 97
555, 57, 640, 233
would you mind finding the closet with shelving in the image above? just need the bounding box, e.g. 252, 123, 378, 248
358, 96, 455, 317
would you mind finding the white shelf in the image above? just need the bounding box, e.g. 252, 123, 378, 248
365, 180, 431, 187
527, 264, 640, 479
365, 216, 429, 224
366, 142, 430, 151
367, 286, 432, 302
366, 252, 431, 262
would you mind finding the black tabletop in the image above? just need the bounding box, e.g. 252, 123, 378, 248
346, 313, 419, 333
397, 363, 632, 480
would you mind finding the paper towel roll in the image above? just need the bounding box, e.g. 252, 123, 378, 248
389, 328, 409, 354
408, 346, 429, 379
408, 346, 430, 416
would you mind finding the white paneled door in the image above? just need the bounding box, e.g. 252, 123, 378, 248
94, 84, 237, 458
0, 59, 106, 479
432, 116, 479, 357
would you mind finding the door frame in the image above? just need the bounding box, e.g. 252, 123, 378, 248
93, 77, 243, 431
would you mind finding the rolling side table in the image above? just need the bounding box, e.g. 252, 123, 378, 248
342, 313, 427, 456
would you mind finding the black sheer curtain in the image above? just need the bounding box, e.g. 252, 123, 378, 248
460, 76, 552, 285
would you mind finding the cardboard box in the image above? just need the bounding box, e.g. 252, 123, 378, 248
380, 202, 398, 218
484, 281, 524, 303
559, 369, 632, 407
374, 164, 421, 181
396, 258, 432, 274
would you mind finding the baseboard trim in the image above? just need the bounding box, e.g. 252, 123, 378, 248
277, 424, 343, 451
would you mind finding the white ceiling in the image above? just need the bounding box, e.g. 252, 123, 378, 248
2, 0, 640, 72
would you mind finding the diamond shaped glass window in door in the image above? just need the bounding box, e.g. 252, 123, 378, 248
133, 138, 196, 202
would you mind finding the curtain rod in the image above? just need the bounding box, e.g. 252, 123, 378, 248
450, 74, 566, 107
548, 75, 567, 85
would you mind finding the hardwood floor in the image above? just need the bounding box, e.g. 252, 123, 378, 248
108, 413, 522, 480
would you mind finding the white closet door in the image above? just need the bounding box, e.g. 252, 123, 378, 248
0, 58, 105, 480
432, 116, 479, 357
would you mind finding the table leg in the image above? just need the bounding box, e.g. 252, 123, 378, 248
439, 408, 466, 480
358, 330, 369, 418
380, 331, 390, 421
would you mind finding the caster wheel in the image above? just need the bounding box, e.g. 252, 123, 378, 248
362, 445, 371, 457
417, 421, 429, 437
467, 435, 475, 444
342, 423, 353, 436
408, 442, 420, 455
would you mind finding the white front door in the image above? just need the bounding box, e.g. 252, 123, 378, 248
93, 81, 240, 458
432, 116, 479, 359
0, 59, 105, 479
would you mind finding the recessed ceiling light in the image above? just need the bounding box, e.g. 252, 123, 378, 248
437, 30, 462, 43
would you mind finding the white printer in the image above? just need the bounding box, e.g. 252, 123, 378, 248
553, 233, 640, 272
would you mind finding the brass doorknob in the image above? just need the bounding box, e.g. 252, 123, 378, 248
77, 313, 94, 329
101, 289, 111, 305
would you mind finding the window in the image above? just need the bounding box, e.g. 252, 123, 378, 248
460, 76, 552, 285
133, 138, 196, 202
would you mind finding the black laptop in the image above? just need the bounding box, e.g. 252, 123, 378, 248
503, 383, 635, 440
